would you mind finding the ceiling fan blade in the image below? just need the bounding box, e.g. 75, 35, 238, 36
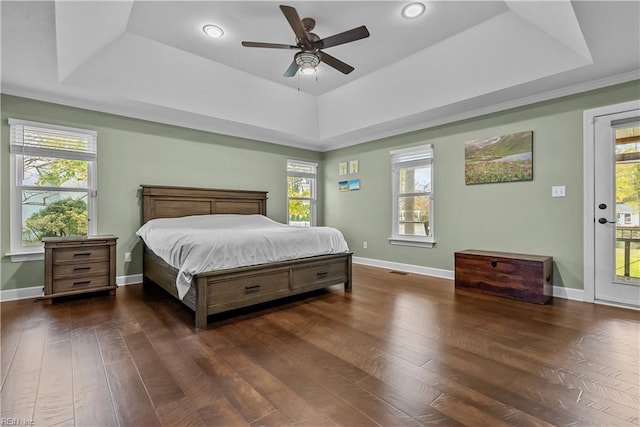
313, 25, 370, 50
280, 5, 309, 45
283, 60, 299, 77
242, 41, 298, 49
318, 51, 354, 74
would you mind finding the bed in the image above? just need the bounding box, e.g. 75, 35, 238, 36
139, 185, 352, 327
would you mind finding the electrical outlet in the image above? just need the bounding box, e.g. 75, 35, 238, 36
124, 252, 132, 262
363, 241, 368, 249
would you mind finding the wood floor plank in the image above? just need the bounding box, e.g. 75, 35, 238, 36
1, 299, 38, 387
221, 317, 430, 427
70, 326, 118, 427
32, 338, 74, 426
1, 264, 638, 427
0, 322, 47, 422
104, 357, 162, 427
265, 306, 578, 426
214, 341, 343, 426
183, 335, 278, 424
249, 409, 295, 427
94, 321, 131, 365
155, 396, 208, 427
0, 368, 40, 422
149, 332, 248, 426
217, 322, 382, 426
121, 330, 185, 406
125, 297, 250, 426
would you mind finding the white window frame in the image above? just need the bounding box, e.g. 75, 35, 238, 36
287, 159, 317, 227
7, 119, 98, 262
389, 144, 435, 248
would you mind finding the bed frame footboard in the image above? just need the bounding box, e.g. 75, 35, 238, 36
144, 249, 352, 328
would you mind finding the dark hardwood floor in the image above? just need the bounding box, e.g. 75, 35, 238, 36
1, 264, 639, 426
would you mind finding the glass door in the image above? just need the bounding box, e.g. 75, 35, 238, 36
594, 110, 640, 306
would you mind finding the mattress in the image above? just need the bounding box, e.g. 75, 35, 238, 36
136, 214, 350, 299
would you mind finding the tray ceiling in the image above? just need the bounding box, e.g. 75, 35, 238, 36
2, 1, 639, 151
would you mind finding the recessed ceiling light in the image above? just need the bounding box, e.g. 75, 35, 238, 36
203, 24, 224, 39
402, 2, 425, 19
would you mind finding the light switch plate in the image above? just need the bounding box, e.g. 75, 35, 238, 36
552, 186, 566, 197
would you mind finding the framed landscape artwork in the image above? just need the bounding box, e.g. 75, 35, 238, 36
339, 162, 348, 176
349, 160, 359, 174
465, 131, 533, 185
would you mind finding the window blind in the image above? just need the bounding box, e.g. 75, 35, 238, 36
287, 159, 317, 177
390, 144, 433, 163
9, 119, 97, 161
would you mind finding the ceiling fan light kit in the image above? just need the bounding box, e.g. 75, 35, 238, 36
295, 52, 320, 74
241, 4, 370, 77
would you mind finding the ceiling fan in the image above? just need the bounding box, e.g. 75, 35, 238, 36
241, 5, 370, 77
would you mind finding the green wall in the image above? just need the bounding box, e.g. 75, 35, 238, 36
2, 81, 639, 293
322, 80, 640, 290
1, 94, 321, 291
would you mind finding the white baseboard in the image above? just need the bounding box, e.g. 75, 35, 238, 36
0, 286, 43, 302
0, 274, 143, 302
353, 256, 587, 302
0, 270, 590, 304
552, 285, 584, 302
353, 256, 454, 280
116, 274, 143, 286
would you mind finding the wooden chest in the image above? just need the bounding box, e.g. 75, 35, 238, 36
43, 235, 118, 303
454, 249, 552, 304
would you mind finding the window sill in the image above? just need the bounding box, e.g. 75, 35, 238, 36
388, 237, 435, 248
5, 251, 44, 262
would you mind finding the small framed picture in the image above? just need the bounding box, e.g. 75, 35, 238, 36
348, 179, 360, 191
349, 160, 359, 174
339, 181, 349, 192
339, 162, 348, 176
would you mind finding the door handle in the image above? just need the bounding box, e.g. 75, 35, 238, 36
598, 217, 615, 224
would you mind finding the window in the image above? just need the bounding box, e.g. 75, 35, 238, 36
8, 119, 97, 261
287, 160, 317, 227
390, 144, 434, 247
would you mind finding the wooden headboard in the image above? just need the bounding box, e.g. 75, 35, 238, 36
141, 185, 268, 223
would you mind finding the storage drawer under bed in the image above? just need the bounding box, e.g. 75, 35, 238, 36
206, 270, 290, 310
290, 258, 349, 290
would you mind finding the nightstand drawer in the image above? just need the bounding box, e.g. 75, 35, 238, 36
53, 246, 109, 264
53, 262, 110, 279
53, 275, 110, 293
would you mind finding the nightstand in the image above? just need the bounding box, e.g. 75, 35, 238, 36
43, 235, 118, 303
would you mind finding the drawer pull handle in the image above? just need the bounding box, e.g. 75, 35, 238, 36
73, 266, 91, 271
316, 271, 329, 277
73, 252, 92, 257
73, 280, 91, 286
490, 260, 498, 268
245, 284, 261, 293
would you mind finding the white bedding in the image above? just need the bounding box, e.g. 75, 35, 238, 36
136, 214, 350, 299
